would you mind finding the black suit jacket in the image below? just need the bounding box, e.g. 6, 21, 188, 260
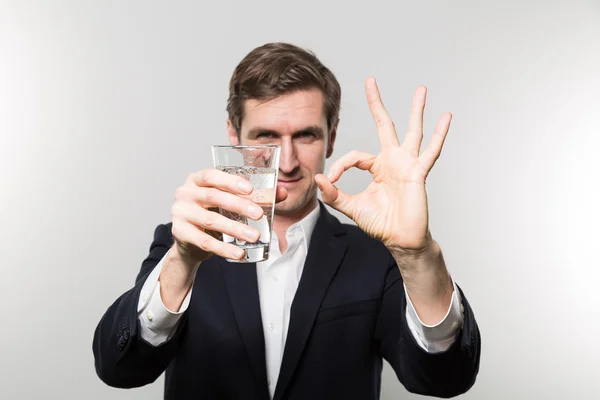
93, 203, 480, 399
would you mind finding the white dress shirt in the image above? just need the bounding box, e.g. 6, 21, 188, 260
137, 205, 464, 398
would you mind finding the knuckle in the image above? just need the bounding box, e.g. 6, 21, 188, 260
411, 102, 420, 111
376, 119, 389, 130
196, 235, 211, 251
376, 115, 392, 127
203, 213, 215, 228
203, 188, 217, 204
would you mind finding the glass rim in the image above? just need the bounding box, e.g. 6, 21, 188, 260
211, 144, 280, 149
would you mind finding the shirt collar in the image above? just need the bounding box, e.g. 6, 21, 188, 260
294, 202, 320, 246
272, 202, 321, 248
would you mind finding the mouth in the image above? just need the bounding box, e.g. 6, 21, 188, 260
277, 177, 302, 189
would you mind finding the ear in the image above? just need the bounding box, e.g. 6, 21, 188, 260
326, 121, 338, 158
227, 119, 240, 145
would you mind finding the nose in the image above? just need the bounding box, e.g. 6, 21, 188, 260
278, 137, 300, 175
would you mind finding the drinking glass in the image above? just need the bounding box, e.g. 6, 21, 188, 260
211, 145, 280, 263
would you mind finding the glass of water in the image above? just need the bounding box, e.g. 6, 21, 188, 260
211, 145, 280, 263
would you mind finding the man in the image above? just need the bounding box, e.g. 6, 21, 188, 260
93, 42, 480, 399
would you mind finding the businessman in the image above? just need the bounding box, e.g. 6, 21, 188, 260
93, 42, 481, 399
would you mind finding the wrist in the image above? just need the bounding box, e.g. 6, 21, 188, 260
171, 242, 204, 271
158, 246, 200, 312
390, 240, 453, 306
161, 245, 201, 290
389, 239, 441, 270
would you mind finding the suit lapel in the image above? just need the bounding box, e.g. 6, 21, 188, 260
274, 204, 348, 400
222, 260, 269, 398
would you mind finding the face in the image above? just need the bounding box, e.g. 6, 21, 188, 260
227, 88, 336, 218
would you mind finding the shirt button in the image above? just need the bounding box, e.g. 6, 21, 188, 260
146, 310, 154, 321
271, 275, 278, 282
268, 323, 275, 331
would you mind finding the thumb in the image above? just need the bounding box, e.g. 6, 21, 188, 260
315, 174, 354, 219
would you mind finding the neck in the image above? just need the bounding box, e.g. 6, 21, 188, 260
272, 197, 318, 247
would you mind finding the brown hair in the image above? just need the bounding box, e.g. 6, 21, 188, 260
226, 42, 341, 135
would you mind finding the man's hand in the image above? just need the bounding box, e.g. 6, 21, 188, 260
171, 168, 289, 264
160, 168, 288, 311
315, 77, 453, 324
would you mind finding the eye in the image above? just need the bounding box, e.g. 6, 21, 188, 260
297, 131, 316, 140
256, 132, 277, 139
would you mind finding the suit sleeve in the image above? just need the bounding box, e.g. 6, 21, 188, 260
137, 252, 193, 346
375, 258, 481, 398
92, 223, 185, 389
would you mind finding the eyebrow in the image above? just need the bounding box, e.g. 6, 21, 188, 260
247, 125, 325, 138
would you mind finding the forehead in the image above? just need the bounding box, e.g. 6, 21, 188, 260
241, 88, 327, 134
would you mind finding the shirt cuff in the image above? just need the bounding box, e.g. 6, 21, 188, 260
404, 278, 464, 353
137, 250, 194, 346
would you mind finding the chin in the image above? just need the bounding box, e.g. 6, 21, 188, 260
274, 193, 316, 216
274, 201, 299, 215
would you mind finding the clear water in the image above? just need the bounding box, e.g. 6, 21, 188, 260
217, 166, 277, 262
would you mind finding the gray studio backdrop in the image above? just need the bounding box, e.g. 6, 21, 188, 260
2, 1, 599, 399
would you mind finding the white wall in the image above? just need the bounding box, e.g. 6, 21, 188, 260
1, 0, 599, 398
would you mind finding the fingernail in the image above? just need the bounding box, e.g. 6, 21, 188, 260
237, 180, 252, 192
247, 204, 263, 219
234, 248, 245, 258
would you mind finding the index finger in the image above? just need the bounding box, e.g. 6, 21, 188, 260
366, 76, 400, 148
188, 168, 253, 194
